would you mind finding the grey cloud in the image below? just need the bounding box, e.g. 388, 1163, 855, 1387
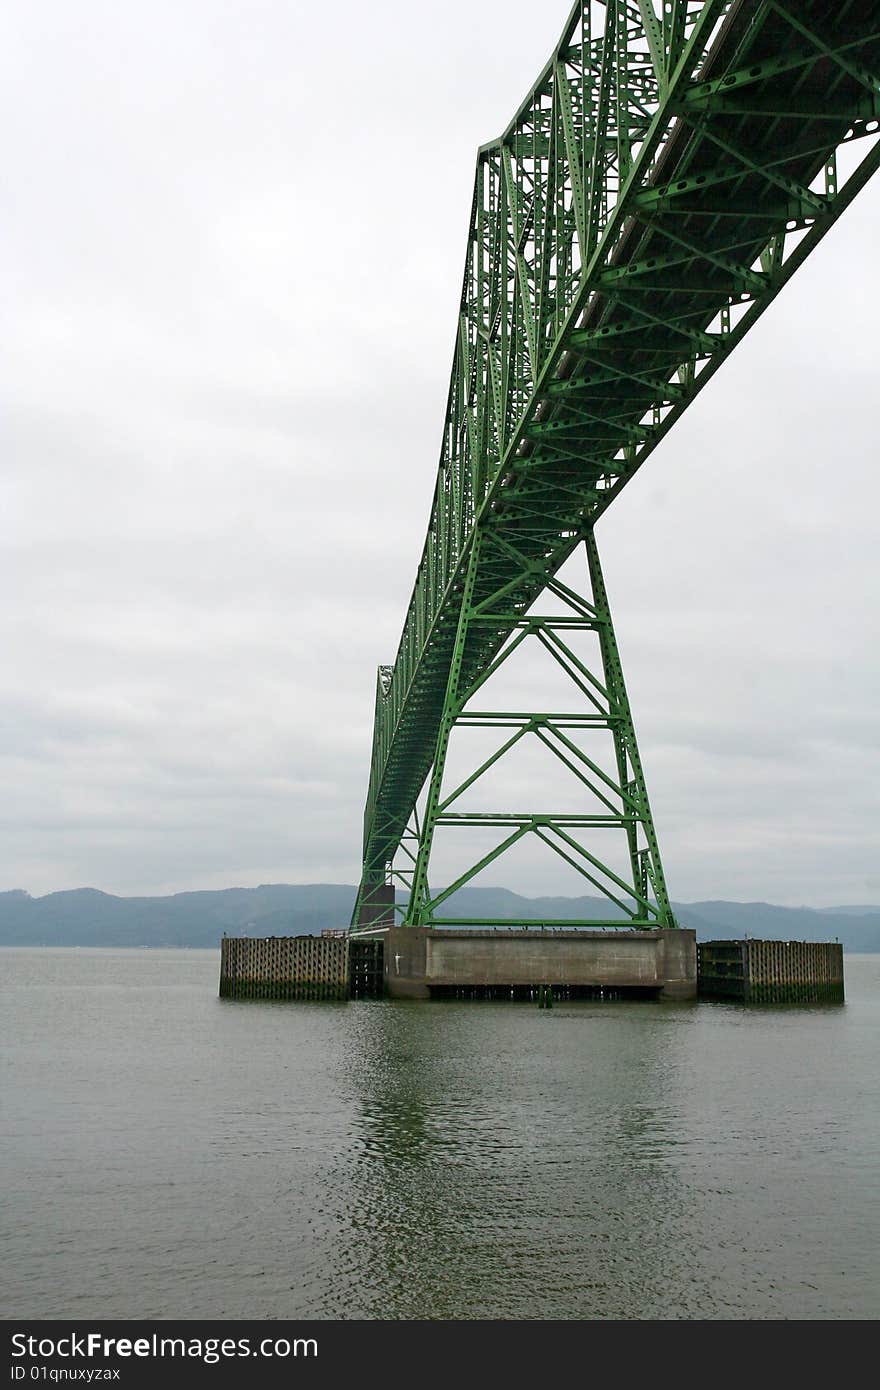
2, 1, 878, 903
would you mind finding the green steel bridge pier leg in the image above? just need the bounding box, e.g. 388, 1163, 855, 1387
585, 531, 676, 928
406, 532, 485, 926
396, 527, 675, 931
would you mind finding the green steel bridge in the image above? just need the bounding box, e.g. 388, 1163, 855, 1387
351, 0, 880, 934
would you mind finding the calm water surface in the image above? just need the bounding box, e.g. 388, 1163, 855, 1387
2, 948, 878, 1320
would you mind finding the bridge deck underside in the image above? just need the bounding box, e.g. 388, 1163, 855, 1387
361, 0, 880, 881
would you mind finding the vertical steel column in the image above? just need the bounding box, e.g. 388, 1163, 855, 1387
407, 534, 484, 924
585, 531, 674, 927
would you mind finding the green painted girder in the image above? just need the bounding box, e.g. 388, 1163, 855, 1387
355, 0, 880, 909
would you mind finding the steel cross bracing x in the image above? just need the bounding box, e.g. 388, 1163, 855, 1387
352, 0, 880, 930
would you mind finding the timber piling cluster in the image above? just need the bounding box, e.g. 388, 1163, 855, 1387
219, 934, 349, 1000
697, 939, 844, 1004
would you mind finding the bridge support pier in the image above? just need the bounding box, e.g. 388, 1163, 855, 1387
367, 527, 675, 933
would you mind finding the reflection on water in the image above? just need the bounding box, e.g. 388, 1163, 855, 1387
324, 1002, 696, 1319
1, 949, 878, 1320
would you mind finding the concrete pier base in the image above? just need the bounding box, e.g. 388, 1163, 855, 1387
380, 926, 697, 1001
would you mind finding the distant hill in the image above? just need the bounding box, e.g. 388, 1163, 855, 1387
671, 900, 880, 952
0, 884, 355, 949
0, 884, 878, 951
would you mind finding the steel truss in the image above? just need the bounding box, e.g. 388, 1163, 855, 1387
352, 0, 880, 930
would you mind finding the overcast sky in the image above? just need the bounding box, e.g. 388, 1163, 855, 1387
2, 0, 878, 906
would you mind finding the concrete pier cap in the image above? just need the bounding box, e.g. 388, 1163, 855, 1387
380, 925, 697, 1001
